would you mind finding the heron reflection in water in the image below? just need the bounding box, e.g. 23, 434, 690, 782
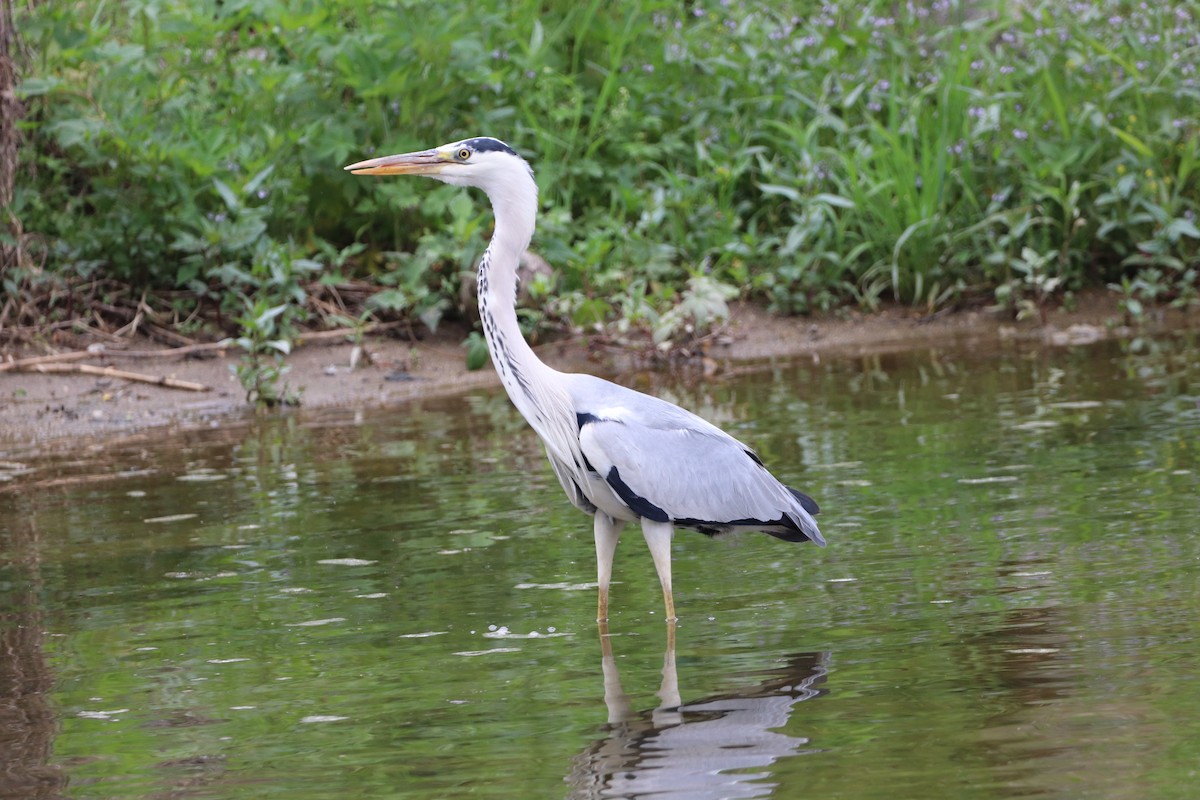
566, 626, 829, 799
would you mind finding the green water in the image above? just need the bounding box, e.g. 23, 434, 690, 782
2, 334, 1198, 799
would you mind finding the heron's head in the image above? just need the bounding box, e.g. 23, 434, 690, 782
344, 136, 533, 194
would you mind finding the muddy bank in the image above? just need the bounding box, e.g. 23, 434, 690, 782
0, 294, 1188, 456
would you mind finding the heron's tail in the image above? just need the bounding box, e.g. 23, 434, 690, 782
778, 485, 825, 547
789, 487, 820, 515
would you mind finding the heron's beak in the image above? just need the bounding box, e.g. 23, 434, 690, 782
344, 149, 448, 176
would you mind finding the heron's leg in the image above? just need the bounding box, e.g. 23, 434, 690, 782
594, 513, 624, 622
641, 519, 677, 622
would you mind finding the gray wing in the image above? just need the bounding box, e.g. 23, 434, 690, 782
572, 383, 823, 545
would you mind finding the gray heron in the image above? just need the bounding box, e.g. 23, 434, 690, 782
346, 137, 824, 622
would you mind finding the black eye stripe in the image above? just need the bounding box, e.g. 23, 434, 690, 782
460, 137, 517, 156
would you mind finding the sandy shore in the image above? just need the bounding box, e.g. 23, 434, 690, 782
0, 294, 1186, 457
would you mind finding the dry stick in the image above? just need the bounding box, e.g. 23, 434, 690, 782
112, 309, 143, 339
0, 322, 403, 374
18, 363, 210, 392
144, 322, 196, 348
0, 318, 78, 341
0, 340, 232, 372
106, 340, 232, 359
0, 349, 95, 371
294, 321, 404, 343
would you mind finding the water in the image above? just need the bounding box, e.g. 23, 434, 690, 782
2, 333, 1198, 799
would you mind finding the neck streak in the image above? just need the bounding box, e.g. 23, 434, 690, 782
475, 167, 562, 448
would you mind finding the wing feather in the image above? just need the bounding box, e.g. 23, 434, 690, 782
564, 374, 823, 544
577, 413, 820, 542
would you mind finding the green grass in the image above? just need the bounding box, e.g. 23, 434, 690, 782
8, 0, 1199, 348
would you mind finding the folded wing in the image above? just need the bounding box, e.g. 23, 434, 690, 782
576, 404, 823, 545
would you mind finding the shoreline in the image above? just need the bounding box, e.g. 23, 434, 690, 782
1, 293, 1190, 458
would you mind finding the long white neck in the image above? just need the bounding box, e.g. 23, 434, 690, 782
475, 165, 571, 459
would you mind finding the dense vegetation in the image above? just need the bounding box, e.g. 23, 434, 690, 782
6, 0, 1199, 354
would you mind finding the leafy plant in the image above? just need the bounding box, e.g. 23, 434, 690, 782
993, 247, 1064, 323
462, 330, 490, 371
233, 297, 301, 408
9, 0, 1199, 366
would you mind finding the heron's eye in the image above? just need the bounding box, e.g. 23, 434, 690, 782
457, 148, 472, 161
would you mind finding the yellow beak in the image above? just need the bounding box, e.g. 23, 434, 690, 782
344, 149, 448, 176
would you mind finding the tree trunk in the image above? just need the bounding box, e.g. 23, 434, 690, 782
0, 0, 21, 272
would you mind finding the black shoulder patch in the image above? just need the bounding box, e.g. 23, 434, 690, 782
462, 137, 517, 156
606, 466, 669, 523
744, 449, 764, 467
576, 412, 601, 429
575, 413, 600, 473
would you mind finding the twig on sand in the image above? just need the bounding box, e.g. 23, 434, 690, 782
13, 363, 210, 392
1, 321, 404, 388
1, 321, 404, 374
0, 349, 95, 371
0, 340, 231, 372
293, 320, 405, 343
